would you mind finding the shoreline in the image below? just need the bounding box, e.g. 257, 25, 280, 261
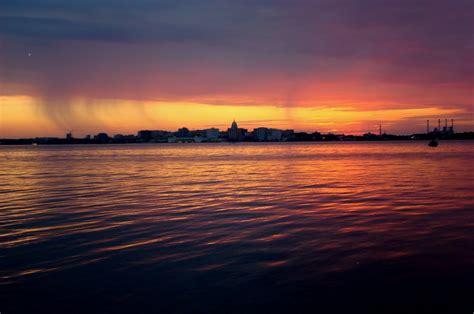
1, 138, 474, 146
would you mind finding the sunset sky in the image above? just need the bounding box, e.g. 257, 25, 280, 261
1, 0, 473, 138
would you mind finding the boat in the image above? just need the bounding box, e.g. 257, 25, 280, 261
428, 140, 438, 147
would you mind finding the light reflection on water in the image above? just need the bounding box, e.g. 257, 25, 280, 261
0, 142, 473, 313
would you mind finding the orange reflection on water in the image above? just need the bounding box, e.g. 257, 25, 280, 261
0, 141, 473, 285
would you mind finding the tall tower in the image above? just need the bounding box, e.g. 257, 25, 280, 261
427, 120, 430, 134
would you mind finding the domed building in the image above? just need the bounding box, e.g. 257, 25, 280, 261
227, 120, 245, 141
231, 120, 238, 130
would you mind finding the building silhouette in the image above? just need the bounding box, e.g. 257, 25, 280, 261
94, 133, 109, 142
228, 120, 245, 141
253, 128, 284, 141
205, 128, 220, 141
427, 118, 455, 138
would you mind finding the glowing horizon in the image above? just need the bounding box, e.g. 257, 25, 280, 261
0, 95, 470, 138
0, 0, 472, 137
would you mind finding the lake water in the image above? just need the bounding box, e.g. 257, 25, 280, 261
1, 142, 473, 313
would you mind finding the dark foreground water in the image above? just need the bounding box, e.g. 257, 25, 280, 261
1, 142, 473, 313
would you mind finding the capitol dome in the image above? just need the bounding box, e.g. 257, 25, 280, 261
231, 120, 238, 129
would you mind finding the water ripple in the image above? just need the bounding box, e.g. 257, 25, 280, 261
0, 142, 473, 312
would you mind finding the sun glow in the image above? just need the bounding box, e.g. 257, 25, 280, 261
0, 95, 467, 138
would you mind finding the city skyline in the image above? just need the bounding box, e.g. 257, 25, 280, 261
1, 0, 473, 138
1, 101, 472, 139
3, 118, 471, 145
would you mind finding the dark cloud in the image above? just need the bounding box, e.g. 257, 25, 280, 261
0, 16, 130, 42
